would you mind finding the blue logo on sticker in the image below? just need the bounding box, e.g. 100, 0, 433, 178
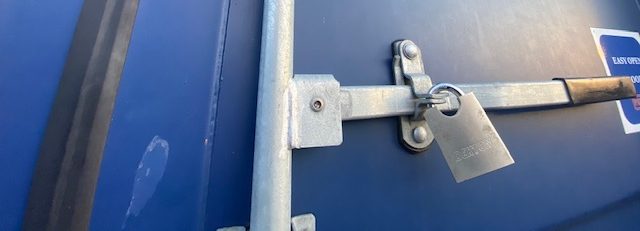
600, 35, 640, 124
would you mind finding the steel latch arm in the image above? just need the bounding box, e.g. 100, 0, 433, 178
340, 77, 636, 121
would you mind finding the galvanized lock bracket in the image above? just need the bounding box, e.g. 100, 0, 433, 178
289, 75, 343, 149
287, 41, 439, 151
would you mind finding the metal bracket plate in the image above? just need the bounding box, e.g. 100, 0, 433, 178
216, 214, 316, 231
216, 226, 246, 231
291, 214, 316, 231
393, 40, 435, 153
290, 74, 343, 149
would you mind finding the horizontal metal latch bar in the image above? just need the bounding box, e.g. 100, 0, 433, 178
340, 77, 635, 121
340, 85, 415, 120
442, 81, 571, 112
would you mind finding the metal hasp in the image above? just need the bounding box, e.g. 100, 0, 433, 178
392, 40, 435, 152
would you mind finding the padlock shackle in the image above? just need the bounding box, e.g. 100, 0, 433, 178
428, 83, 466, 96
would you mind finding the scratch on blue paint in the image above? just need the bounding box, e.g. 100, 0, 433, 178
122, 135, 169, 229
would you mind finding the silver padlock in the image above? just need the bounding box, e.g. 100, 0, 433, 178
424, 83, 515, 183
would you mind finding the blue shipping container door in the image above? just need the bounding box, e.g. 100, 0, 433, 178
89, 0, 640, 230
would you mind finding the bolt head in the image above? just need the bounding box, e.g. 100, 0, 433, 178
413, 126, 428, 143
403, 43, 419, 59
310, 98, 324, 112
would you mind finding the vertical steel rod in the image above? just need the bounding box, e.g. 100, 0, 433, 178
250, 0, 294, 229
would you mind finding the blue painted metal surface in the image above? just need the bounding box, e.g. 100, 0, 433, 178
203, 0, 261, 229
0, 0, 83, 229
90, 0, 640, 230
89, 0, 229, 230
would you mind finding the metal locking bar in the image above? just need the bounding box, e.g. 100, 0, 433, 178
340, 80, 571, 121
391, 40, 435, 152
340, 78, 635, 120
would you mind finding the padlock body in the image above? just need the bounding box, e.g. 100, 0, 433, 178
425, 93, 514, 183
